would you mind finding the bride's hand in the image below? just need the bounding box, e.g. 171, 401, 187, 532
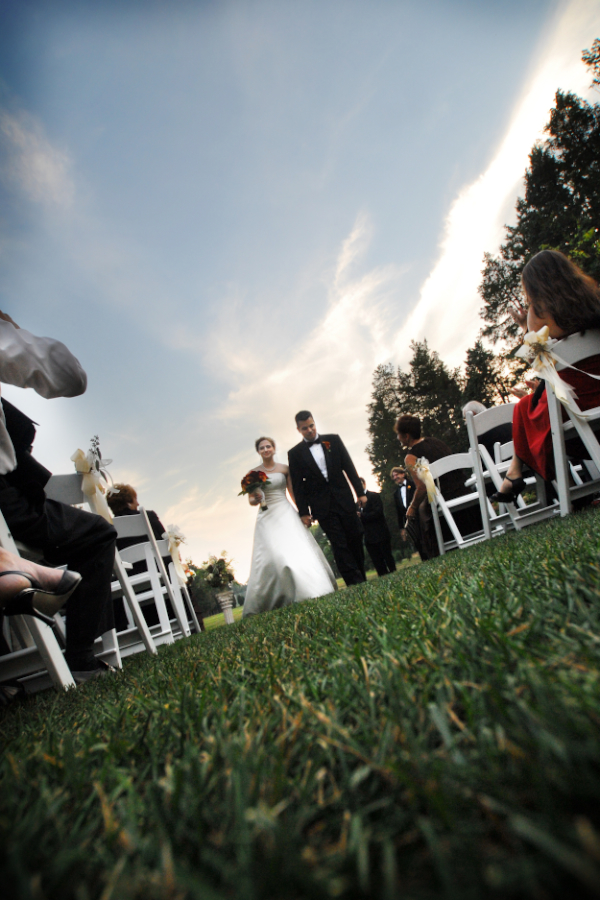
248, 491, 262, 506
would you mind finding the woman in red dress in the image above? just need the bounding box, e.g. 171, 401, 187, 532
492, 250, 600, 502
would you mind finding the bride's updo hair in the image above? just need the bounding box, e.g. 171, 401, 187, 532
255, 436, 276, 452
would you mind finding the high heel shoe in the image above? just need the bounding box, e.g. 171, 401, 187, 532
490, 475, 526, 504
0, 569, 82, 627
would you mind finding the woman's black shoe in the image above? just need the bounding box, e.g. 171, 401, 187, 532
490, 476, 526, 504
0, 569, 82, 626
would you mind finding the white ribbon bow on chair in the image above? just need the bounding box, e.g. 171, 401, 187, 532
70, 448, 114, 523
515, 326, 600, 417
163, 524, 187, 584
414, 457, 438, 504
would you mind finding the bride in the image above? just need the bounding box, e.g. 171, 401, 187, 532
242, 436, 337, 617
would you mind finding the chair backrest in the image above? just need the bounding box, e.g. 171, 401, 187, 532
552, 329, 600, 370
45, 474, 85, 506
466, 403, 516, 437
545, 330, 600, 515
428, 452, 474, 480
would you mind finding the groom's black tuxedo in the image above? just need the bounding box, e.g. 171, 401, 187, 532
288, 434, 366, 586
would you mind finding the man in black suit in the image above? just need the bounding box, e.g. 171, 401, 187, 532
391, 466, 415, 541
358, 478, 396, 577
288, 411, 367, 586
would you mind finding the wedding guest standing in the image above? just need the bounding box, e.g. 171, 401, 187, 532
391, 466, 415, 541
288, 411, 367, 586
358, 478, 396, 577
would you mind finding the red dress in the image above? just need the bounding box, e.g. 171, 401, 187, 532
513, 354, 600, 480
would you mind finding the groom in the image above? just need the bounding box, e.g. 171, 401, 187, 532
288, 411, 367, 586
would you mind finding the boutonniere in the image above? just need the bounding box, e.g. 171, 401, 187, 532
322, 441, 331, 452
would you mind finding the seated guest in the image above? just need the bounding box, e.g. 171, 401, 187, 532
395, 415, 482, 559
492, 250, 600, 502
358, 478, 396, 577
391, 466, 415, 541
108, 484, 166, 555
462, 400, 513, 457
0, 311, 117, 684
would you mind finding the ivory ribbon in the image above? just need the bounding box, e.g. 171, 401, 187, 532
163, 524, 187, 584
414, 457, 438, 504
71, 448, 114, 523
515, 326, 600, 417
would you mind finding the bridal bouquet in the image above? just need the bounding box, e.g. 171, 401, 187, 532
239, 470, 271, 510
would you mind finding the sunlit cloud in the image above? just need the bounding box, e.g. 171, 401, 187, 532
393, 0, 598, 368
0, 108, 74, 207
217, 213, 404, 435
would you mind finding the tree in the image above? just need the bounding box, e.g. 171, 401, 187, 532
480, 44, 600, 346
396, 340, 466, 451
366, 341, 466, 487
463, 340, 514, 405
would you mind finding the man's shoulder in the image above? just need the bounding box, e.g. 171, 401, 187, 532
288, 441, 305, 456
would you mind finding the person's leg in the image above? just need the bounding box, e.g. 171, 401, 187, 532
0, 483, 117, 671
381, 537, 396, 574
318, 512, 365, 586
417, 500, 439, 560
494, 455, 525, 499
365, 542, 387, 577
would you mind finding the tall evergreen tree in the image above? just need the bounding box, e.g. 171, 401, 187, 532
480, 44, 600, 346
463, 340, 513, 405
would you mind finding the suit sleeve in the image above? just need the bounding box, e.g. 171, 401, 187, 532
288, 448, 310, 517
336, 435, 365, 498
360, 491, 384, 523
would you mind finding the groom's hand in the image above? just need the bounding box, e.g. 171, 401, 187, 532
301, 515, 313, 528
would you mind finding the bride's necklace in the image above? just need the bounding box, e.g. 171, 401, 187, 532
262, 462, 277, 471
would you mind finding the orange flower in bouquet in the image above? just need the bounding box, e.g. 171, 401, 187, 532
239, 470, 272, 510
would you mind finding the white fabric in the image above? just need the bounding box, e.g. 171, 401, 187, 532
400, 484, 407, 507
0, 321, 87, 474
243, 472, 337, 617
307, 436, 328, 480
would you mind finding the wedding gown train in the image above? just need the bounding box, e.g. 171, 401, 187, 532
243, 472, 337, 617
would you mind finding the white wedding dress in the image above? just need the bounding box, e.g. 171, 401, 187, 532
243, 472, 337, 617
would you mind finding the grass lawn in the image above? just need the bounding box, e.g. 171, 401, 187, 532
3, 509, 600, 898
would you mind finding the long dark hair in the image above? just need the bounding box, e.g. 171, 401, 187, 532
522, 249, 600, 334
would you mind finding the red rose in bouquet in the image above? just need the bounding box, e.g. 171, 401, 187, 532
239, 470, 272, 510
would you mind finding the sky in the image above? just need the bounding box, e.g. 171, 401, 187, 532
0, 0, 599, 580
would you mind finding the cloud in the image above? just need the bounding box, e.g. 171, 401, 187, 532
392, 0, 598, 368
212, 213, 406, 441
0, 108, 74, 207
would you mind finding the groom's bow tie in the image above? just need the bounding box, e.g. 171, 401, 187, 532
306, 437, 321, 445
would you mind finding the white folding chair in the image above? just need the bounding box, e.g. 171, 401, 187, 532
465, 406, 558, 532
111, 509, 193, 654
428, 451, 491, 554
45, 473, 157, 661
0, 508, 75, 692
545, 330, 600, 515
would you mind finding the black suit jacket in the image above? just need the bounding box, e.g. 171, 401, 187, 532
288, 434, 365, 520
393, 480, 415, 529
360, 490, 391, 544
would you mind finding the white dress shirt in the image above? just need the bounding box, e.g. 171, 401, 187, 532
400, 484, 407, 507
0, 320, 87, 474
306, 435, 328, 481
